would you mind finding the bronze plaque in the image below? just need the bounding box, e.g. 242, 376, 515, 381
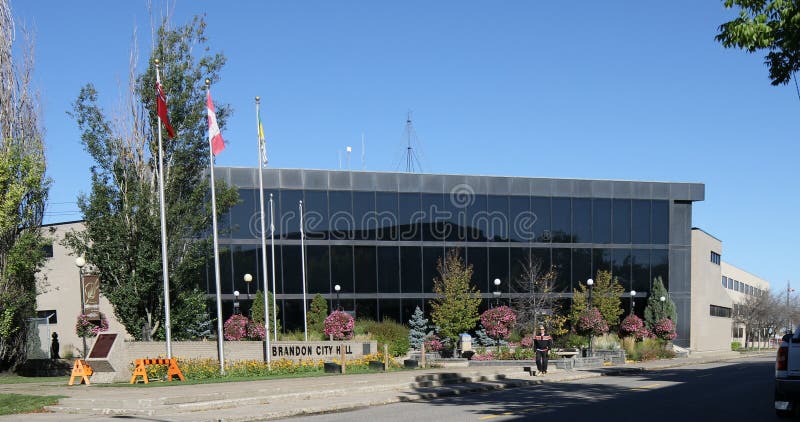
88, 333, 117, 359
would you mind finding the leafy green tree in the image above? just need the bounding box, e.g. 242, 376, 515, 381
64, 15, 237, 341
429, 249, 482, 346
0, 0, 51, 369
716, 0, 800, 85
408, 306, 428, 350
252, 289, 281, 339
644, 277, 677, 330
308, 293, 328, 336
570, 270, 624, 330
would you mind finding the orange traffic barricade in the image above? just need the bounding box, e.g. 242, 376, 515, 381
130, 358, 185, 384
68, 359, 93, 386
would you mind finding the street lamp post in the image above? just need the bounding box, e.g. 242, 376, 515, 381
244, 273, 253, 297
630, 290, 636, 315
493, 278, 502, 308
587, 278, 594, 357
243, 274, 253, 316
75, 257, 87, 358
233, 291, 240, 315
334, 284, 341, 311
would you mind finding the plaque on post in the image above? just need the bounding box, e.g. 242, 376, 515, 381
85, 332, 118, 383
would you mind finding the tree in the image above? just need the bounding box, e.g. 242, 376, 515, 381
576, 307, 609, 337
480, 306, 517, 342
324, 310, 354, 341
643, 277, 676, 331
736, 290, 781, 348
408, 306, 428, 350
570, 270, 624, 330
0, 0, 51, 370
511, 255, 561, 335
308, 293, 328, 336
251, 289, 281, 340
429, 249, 482, 346
63, 15, 238, 341
716, 1, 800, 85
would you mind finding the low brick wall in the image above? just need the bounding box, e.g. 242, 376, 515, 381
100, 340, 377, 383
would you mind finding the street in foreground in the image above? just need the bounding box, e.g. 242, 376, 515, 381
299, 356, 776, 422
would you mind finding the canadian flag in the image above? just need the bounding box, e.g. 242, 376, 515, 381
207, 91, 225, 156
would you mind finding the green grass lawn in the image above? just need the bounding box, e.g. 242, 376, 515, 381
0, 375, 65, 384
0, 393, 65, 415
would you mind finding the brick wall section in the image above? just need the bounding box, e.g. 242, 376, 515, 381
105, 340, 377, 383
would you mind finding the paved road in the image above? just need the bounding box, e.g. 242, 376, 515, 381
298, 356, 777, 422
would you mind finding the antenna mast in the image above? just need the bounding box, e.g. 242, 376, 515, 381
403, 111, 423, 173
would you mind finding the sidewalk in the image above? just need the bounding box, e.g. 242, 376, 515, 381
0, 350, 773, 421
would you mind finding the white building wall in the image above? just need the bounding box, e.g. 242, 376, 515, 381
721, 262, 771, 347
35, 221, 131, 359
690, 229, 732, 352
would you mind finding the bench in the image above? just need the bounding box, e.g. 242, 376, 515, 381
130, 358, 185, 384
555, 350, 579, 359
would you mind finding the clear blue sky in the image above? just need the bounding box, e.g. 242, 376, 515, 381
11, 1, 799, 293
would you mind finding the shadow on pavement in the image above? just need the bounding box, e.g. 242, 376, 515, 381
407, 360, 776, 421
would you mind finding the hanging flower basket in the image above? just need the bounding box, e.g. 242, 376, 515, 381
75, 312, 109, 339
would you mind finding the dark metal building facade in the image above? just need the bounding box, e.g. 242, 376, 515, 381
207, 167, 704, 346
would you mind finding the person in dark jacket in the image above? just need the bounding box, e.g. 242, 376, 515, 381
533, 325, 553, 375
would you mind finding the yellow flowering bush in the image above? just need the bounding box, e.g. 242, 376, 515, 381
129, 352, 402, 381
130, 352, 402, 380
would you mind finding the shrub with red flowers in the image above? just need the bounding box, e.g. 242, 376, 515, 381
223, 314, 250, 340
620, 314, 654, 340
619, 314, 644, 338
424, 335, 444, 352
653, 318, 677, 341
224, 315, 267, 341
577, 307, 609, 337
75, 312, 109, 338
636, 326, 654, 340
324, 310, 355, 340
247, 321, 266, 340
480, 306, 517, 341
520, 335, 534, 348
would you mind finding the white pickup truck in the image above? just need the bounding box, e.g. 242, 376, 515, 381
775, 331, 800, 417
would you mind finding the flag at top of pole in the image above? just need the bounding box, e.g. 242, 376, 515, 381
257, 103, 268, 165
156, 82, 175, 139
207, 90, 225, 156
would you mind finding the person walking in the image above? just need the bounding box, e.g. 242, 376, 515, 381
533, 325, 553, 375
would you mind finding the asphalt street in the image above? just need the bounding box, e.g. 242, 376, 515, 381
296, 356, 777, 422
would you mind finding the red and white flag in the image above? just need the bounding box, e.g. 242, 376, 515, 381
156, 82, 175, 138
207, 91, 225, 156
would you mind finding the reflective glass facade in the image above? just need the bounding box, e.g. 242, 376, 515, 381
207, 168, 703, 336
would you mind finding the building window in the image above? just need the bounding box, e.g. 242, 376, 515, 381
710, 251, 721, 265
710, 305, 731, 318
722, 276, 727, 288
42, 244, 53, 258
36, 310, 57, 323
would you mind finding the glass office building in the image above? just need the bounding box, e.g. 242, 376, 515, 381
207, 167, 704, 346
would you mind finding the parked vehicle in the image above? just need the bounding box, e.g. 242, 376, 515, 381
775, 330, 800, 417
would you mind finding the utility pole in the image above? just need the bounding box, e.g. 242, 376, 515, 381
789, 281, 795, 334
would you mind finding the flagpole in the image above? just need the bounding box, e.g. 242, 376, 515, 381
154, 59, 173, 359
300, 200, 308, 342
206, 79, 226, 375
269, 194, 278, 342
255, 96, 271, 366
